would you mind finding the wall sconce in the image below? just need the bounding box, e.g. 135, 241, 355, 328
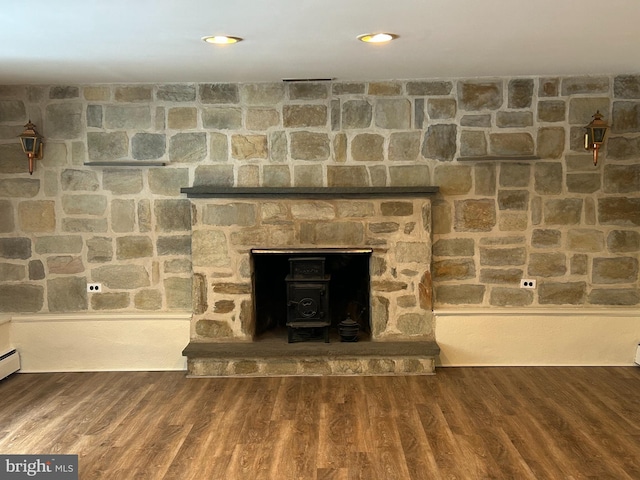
18, 120, 44, 175
584, 111, 609, 166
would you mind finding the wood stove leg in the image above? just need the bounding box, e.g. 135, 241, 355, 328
323, 325, 329, 343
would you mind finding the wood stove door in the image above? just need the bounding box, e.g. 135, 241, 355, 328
286, 282, 329, 323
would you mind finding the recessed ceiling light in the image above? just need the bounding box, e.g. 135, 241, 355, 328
357, 33, 398, 44
202, 35, 243, 45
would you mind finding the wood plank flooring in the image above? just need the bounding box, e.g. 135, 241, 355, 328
1, 367, 639, 479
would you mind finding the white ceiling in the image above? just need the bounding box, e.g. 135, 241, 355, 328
1, 0, 639, 85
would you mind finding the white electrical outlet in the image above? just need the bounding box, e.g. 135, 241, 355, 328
87, 283, 102, 293
520, 279, 536, 289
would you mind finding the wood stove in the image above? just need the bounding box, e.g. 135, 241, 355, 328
285, 257, 331, 343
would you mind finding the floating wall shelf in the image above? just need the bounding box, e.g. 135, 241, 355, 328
457, 155, 541, 162
84, 161, 167, 167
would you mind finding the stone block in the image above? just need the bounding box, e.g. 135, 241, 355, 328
539, 282, 586, 305
165, 277, 192, 309
61, 169, 99, 191
157, 84, 196, 102
193, 165, 234, 186
474, 163, 496, 195
157, 235, 191, 255
490, 287, 534, 307
567, 173, 601, 193
240, 83, 285, 105
62, 218, 107, 233
86, 104, 102, 128
566, 229, 604, 252
396, 242, 430, 263
460, 131, 487, 157
614, 74, 640, 98
335, 201, 375, 218
132, 133, 166, 160
35, 235, 82, 254
480, 247, 526, 266
87, 132, 128, 161
246, 108, 280, 130
263, 165, 291, 187
169, 132, 207, 163
204, 203, 257, 226
435, 284, 485, 305
167, 107, 197, 129
414, 99, 425, 129
202, 107, 242, 129
528, 252, 567, 276
351, 133, 384, 161
427, 98, 456, 119
290, 131, 330, 161
568, 98, 609, 125
534, 162, 563, 194
283, 105, 327, 128
270, 131, 287, 162
500, 163, 531, 188
192, 230, 229, 267
87, 237, 113, 263
288, 82, 329, 100
544, 198, 582, 225
92, 264, 150, 289
593, 257, 638, 284
489, 133, 534, 156
380, 201, 413, 216
138, 200, 151, 233
195, 319, 234, 338
607, 230, 640, 253
103, 169, 143, 194
454, 199, 496, 232
603, 164, 640, 194
561, 76, 609, 95
0, 263, 25, 281
342, 99, 373, 129
148, 168, 189, 196
538, 100, 566, 122
29, 260, 44, 280
0, 284, 44, 312
45, 103, 83, 139
389, 165, 431, 187
18, 200, 55, 232
611, 101, 640, 133
104, 105, 151, 129
422, 124, 457, 161
433, 238, 475, 257
369, 222, 400, 234
508, 79, 534, 108
155, 199, 191, 231
294, 164, 324, 187
540, 78, 560, 97
368, 82, 402, 95
332, 82, 365, 95
0, 200, 14, 232
47, 276, 87, 312
301, 221, 364, 245
135, 289, 163, 310
389, 131, 421, 161
91, 292, 130, 310
406, 81, 452, 96
496, 111, 533, 128
397, 313, 432, 336
210, 132, 229, 161
375, 99, 410, 129
62, 194, 107, 216
47, 255, 84, 274
0, 100, 26, 122
498, 190, 529, 210
479, 268, 523, 284
532, 229, 561, 248
115, 85, 152, 102
200, 83, 239, 104
83, 86, 111, 101
461, 114, 491, 127
0, 144, 27, 174
116, 236, 153, 259
458, 81, 503, 110
231, 134, 268, 159
588, 289, 640, 306
433, 259, 475, 280
606, 136, 640, 160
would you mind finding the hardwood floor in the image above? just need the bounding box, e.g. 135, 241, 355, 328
1, 367, 639, 479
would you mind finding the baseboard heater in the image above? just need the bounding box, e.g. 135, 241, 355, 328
0, 349, 20, 380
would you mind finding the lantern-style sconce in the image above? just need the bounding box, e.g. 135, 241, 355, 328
584, 111, 609, 166
18, 120, 44, 175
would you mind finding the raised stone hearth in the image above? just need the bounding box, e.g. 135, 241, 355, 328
183, 338, 440, 377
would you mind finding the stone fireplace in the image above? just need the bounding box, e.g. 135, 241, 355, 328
182, 186, 440, 376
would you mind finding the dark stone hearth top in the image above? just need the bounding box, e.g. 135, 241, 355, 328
182, 339, 440, 359
181, 186, 439, 199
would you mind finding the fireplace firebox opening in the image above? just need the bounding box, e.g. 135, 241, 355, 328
251, 249, 372, 342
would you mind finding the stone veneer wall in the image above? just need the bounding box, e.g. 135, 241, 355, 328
0, 75, 638, 320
